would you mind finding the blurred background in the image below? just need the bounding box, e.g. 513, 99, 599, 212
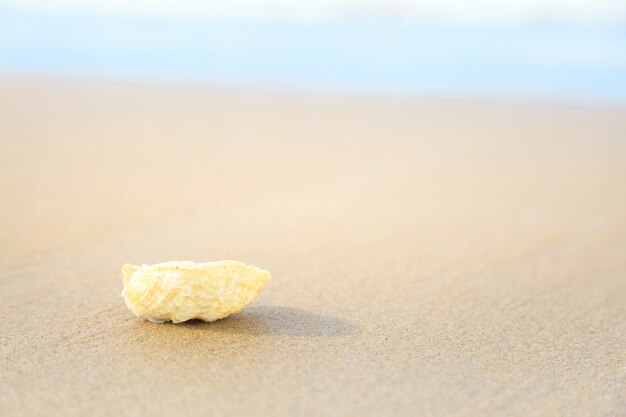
1, 0, 625, 104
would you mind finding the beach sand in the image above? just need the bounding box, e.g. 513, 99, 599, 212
1, 78, 625, 416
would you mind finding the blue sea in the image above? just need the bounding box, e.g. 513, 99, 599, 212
1, 10, 625, 104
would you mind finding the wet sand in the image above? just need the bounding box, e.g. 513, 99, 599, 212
1, 78, 625, 416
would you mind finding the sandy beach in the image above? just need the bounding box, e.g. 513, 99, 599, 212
1, 78, 625, 416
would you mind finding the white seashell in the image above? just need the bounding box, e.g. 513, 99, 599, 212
121, 260, 271, 323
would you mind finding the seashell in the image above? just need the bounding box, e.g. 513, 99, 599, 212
121, 260, 271, 323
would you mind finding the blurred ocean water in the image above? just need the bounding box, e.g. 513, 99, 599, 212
0, 8, 625, 103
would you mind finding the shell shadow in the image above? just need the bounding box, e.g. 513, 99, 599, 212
179, 306, 358, 337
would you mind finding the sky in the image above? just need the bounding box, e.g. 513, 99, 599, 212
1, 0, 625, 103
4, 0, 626, 24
